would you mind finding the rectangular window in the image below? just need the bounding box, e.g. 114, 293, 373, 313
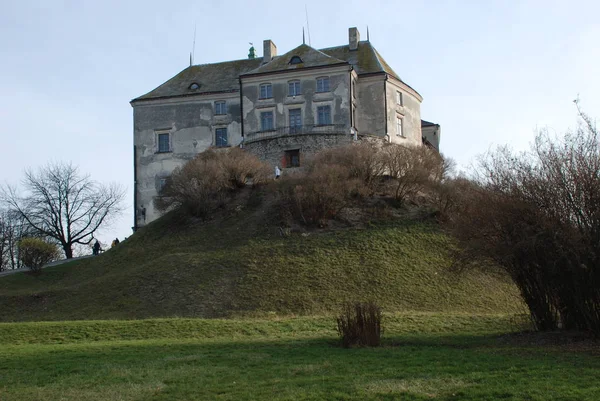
316, 77, 330, 93
317, 105, 331, 125
159, 178, 167, 191
285, 149, 300, 168
215, 101, 227, 115
289, 109, 302, 133
259, 83, 272, 99
261, 111, 274, 131
396, 116, 404, 137
215, 128, 228, 147
288, 81, 301, 96
158, 133, 170, 152
396, 91, 403, 106
352, 80, 356, 98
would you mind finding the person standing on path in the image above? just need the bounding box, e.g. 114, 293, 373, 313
275, 166, 281, 179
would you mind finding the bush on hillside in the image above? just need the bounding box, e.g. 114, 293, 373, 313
336, 302, 383, 347
380, 144, 446, 203
155, 148, 271, 218
311, 142, 385, 191
18, 237, 59, 274
447, 107, 600, 335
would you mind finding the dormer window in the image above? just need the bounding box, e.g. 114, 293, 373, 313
189, 82, 200, 90
289, 56, 303, 65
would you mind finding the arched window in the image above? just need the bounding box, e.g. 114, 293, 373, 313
189, 82, 200, 90
289, 56, 303, 64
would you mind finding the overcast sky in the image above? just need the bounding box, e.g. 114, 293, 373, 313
1, 0, 599, 244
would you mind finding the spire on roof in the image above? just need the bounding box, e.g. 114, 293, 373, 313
303, 27, 305, 45
248, 42, 256, 59
367, 26, 370, 41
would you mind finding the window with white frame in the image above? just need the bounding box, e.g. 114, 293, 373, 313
316, 77, 330, 93
261, 111, 274, 131
288, 80, 301, 96
396, 91, 403, 106
215, 101, 227, 115
259, 83, 272, 99
317, 105, 331, 125
396, 116, 404, 137
157, 132, 170, 153
215, 128, 228, 147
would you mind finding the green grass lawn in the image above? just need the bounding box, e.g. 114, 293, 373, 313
1, 314, 598, 401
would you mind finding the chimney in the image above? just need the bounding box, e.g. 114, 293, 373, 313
263, 40, 277, 62
349, 27, 360, 51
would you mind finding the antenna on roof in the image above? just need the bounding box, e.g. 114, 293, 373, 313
190, 23, 197, 66
302, 27, 305, 45
367, 26, 370, 41
305, 5, 312, 46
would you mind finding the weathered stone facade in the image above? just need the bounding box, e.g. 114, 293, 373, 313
131, 27, 440, 228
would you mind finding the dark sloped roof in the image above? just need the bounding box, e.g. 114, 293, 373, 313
132, 58, 263, 102
320, 41, 400, 79
421, 120, 439, 127
243, 44, 347, 75
133, 41, 418, 102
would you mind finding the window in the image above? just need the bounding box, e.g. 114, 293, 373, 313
157, 133, 170, 152
352, 80, 356, 98
289, 56, 303, 64
289, 109, 302, 133
158, 178, 167, 191
216, 128, 228, 147
396, 91, 403, 106
189, 82, 200, 90
285, 149, 300, 168
288, 80, 301, 96
316, 77, 330, 93
317, 105, 331, 125
215, 101, 227, 115
261, 111, 274, 131
259, 83, 272, 99
396, 116, 404, 137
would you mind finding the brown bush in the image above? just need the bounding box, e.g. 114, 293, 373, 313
380, 144, 445, 202
448, 106, 600, 335
18, 237, 59, 274
311, 142, 385, 190
278, 165, 367, 225
154, 148, 270, 218
336, 302, 383, 347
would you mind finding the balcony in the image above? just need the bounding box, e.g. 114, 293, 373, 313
244, 124, 349, 143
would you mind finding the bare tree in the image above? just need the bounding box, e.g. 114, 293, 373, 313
2, 162, 125, 259
0, 209, 32, 271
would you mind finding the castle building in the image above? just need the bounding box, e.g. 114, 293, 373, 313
131, 27, 441, 228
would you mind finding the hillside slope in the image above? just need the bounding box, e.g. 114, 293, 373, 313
0, 200, 523, 322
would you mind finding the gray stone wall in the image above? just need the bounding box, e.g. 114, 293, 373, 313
386, 78, 422, 146
241, 66, 352, 136
244, 132, 355, 169
133, 94, 242, 226
354, 75, 386, 137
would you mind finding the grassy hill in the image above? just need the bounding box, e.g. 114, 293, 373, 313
0, 196, 523, 322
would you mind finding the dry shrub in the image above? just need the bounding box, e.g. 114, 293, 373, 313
448, 106, 600, 335
278, 165, 366, 225
18, 237, 59, 274
312, 142, 385, 190
155, 148, 270, 218
336, 302, 383, 347
380, 144, 445, 202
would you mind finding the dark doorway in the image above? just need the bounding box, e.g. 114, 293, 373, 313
285, 149, 300, 168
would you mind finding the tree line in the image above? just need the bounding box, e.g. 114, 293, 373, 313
1, 162, 124, 271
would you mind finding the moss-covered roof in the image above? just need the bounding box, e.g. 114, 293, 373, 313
132, 58, 263, 102
242, 44, 347, 75
132, 41, 415, 102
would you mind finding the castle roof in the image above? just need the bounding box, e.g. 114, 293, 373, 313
131, 41, 416, 103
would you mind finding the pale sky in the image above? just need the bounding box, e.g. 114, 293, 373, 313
1, 0, 599, 243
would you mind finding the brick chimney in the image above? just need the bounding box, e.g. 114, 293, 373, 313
263, 40, 277, 62
349, 27, 360, 51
